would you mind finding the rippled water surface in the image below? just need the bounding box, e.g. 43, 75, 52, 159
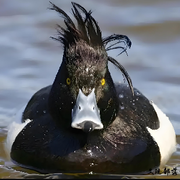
0, 0, 180, 179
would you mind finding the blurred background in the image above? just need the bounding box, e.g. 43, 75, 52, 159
0, 0, 180, 178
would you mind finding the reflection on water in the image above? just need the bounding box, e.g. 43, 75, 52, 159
0, 0, 180, 178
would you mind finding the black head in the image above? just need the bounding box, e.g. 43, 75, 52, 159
48, 2, 133, 132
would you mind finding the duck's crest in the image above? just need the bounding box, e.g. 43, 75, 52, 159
49, 1, 131, 53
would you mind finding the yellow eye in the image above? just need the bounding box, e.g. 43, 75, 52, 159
101, 78, 105, 86
66, 78, 71, 85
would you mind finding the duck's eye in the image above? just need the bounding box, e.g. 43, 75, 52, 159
101, 78, 105, 86
66, 78, 71, 85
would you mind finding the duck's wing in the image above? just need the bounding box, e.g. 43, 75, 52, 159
115, 83, 159, 130
22, 85, 52, 122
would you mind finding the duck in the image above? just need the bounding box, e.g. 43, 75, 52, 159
5, 1, 176, 175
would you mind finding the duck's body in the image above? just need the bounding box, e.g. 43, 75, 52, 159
5, 2, 176, 175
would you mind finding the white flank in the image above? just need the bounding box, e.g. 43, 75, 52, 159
147, 102, 177, 168
4, 105, 31, 160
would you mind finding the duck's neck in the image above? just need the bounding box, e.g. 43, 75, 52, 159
48, 59, 73, 129
98, 70, 119, 129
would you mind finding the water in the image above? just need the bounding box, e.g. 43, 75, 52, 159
0, 0, 180, 178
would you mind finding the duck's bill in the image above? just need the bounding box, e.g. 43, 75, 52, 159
71, 88, 103, 132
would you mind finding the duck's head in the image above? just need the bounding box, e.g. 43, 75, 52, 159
48, 2, 133, 133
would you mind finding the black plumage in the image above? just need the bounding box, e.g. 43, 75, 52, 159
10, 2, 162, 175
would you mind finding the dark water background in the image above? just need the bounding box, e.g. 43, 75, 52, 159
0, 0, 180, 178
